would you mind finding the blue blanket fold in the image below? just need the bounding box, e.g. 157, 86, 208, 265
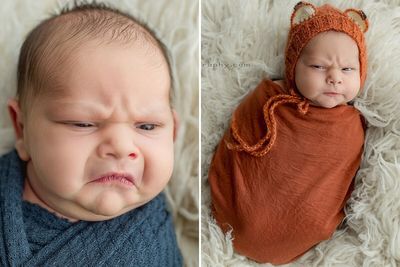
0, 150, 182, 266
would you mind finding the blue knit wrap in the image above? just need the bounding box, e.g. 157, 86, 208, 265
0, 150, 182, 266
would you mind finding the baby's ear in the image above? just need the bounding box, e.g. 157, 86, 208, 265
7, 99, 30, 161
291, 1, 316, 26
345, 9, 369, 32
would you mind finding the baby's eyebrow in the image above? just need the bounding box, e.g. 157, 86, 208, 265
300, 55, 330, 64
48, 101, 172, 120
47, 101, 108, 116
135, 106, 172, 119
302, 55, 326, 61
303, 55, 359, 66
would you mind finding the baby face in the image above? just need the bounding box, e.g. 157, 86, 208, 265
294, 31, 361, 108
12, 41, 176, 221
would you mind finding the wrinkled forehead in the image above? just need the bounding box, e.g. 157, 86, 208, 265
37, 38, 171, 104
300, 31, 360, 60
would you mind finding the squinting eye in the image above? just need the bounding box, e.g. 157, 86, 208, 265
342, 67, 354, 72
138, 124, 156, 131
311, 65, 325, 70
72, 122, 95, 128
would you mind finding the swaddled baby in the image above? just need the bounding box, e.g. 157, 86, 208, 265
0, 2, 182, 266
209, 1, 368, 264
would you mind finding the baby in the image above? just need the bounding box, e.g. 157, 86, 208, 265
209, 2, 368, 265
0, 2, 182, 266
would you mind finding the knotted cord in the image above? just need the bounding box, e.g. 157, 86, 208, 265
226, 88, 310, 157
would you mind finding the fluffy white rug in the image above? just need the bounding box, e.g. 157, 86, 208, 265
201, 0, 400, 266
0, 0, 198, 266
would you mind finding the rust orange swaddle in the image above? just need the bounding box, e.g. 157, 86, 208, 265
209, 80, 365, 263
208, 2, 368, 264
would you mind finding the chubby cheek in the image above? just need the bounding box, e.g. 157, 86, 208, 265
27, 124, 92, 196
296, 70, 320, 98
344, 76, 361, 101
140, 137, 174, 196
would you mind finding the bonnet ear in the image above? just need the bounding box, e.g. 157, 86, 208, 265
291, 1, 316, 26
345, 9, 369, 32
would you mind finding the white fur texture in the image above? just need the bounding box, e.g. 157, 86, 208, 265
0, 0, 198, 266
202, 0, 400, 266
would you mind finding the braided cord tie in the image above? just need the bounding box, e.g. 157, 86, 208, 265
226, 91, 309, 157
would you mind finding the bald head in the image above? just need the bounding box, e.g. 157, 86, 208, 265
17, 2, 172, 114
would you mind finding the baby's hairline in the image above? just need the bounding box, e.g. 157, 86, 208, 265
17, 2, 175, 116
18, 39, 174, 116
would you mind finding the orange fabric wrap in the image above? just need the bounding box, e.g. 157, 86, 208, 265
208, 79, 365, 264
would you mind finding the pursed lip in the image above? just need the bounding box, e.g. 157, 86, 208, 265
324, 92, 341, 96
90, 172, 136, 187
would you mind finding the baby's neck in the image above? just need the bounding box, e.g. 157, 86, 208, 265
308, 101, 348, 107
23, 176, 78, 223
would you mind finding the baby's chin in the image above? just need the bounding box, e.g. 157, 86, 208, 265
92, 191, 134, 216
310, 97, 345, 109
90, 190, 147, 219
316, 102, 340, 109
72, 189, 146, 221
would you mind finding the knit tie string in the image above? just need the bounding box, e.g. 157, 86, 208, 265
226, 92, 309, 157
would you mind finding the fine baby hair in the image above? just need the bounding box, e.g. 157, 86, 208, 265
16, 0, 173, 115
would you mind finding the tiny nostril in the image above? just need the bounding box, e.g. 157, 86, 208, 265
328, 79, 338, 85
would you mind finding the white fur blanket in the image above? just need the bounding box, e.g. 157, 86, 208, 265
0, 0, 198, 266
201, 0, 400, 266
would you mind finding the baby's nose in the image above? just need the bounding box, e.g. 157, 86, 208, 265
327, 70, 342, 85
328, 79, 341, 85
97, 124, 140, 160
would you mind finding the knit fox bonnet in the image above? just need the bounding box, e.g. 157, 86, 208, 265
285, 1, 369, 94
